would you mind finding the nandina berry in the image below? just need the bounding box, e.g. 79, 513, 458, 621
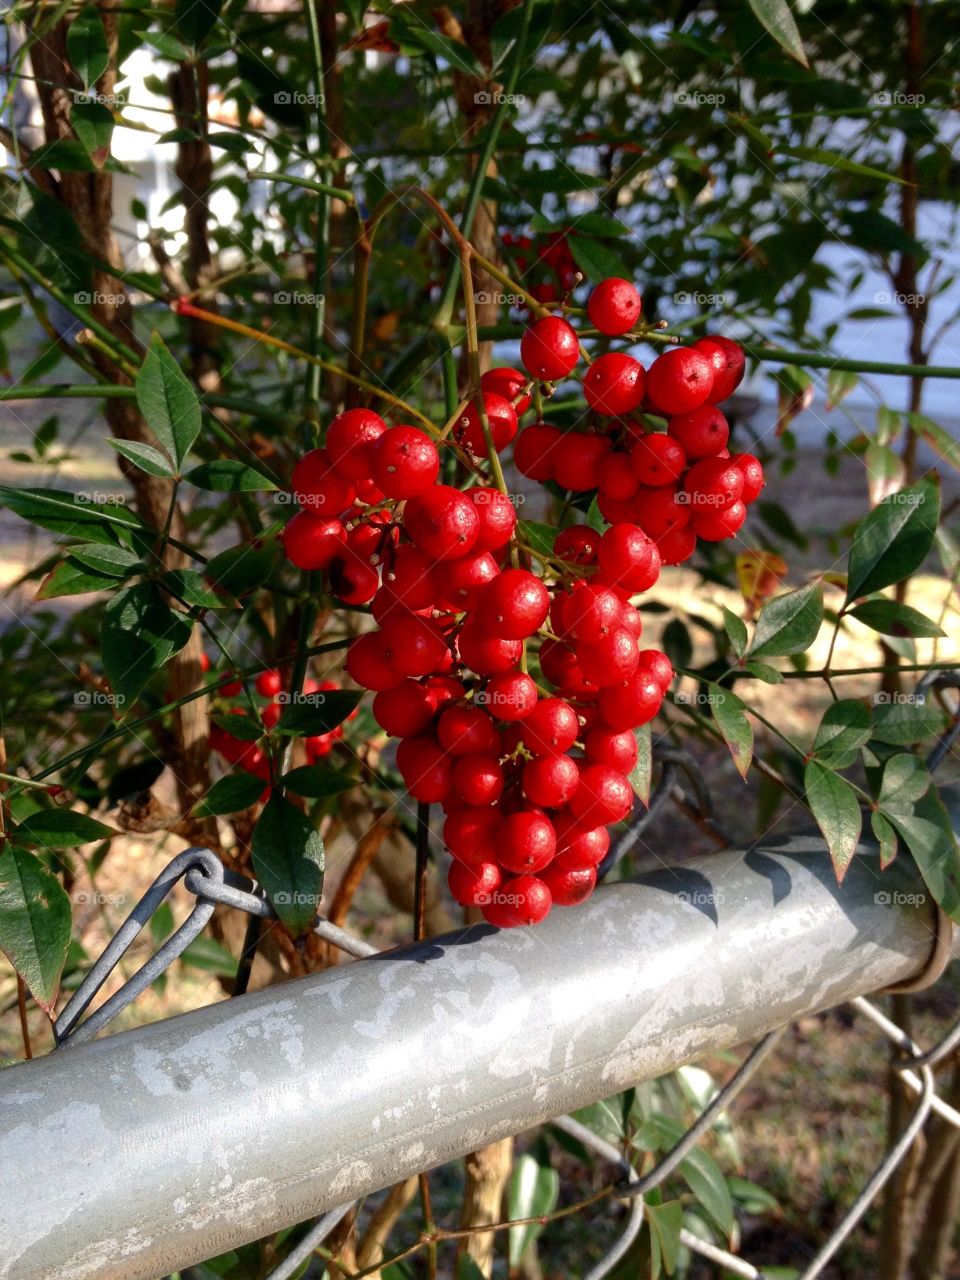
598, 451, 640, 501
435, 551, 500, 611
657, 524, 698, 565
645, 347, 714, 415
499, 873, 552, 925
561, 582, 624, 642
597, 524, 661, 593
481, 366, 532, 414
261, 700, 282, 729
482, 671, 538, 721
404, 485, 480, 560
255, 669, 282, 697
522, 753, 580, 808
636, 648, 674, 694
694, 335, 746, 403
221, 675, 243, 697
570, 764, 633, 825
597, 490, 640, 525
292, 448, 357, 514
455, 392, 518, 455
540, 854, 596, 907
282, 511, 347, 570
328, 552, 380, 605
621, 601, 643, 637
457, 621, 524, 674
372, 679, 438, 737
691, 499, 747, 541
452, 753, 504, 806
423, 674, 466, 709
346, 631, 403, 691
576, 627, 640, 687
396, 735, 453, 803
448, 858, 502, 907
355, 476, 386, 505
444, 806, 502, 865
554, 525, 600, 565
583, 352, 646, 416
519, 697, 579, 756
380, 612, 448, 678
683, 457, 744, 510
469, 487, 517, 551
370, 426, 440, 498
326, 408, 387, 479
551, 432, 612, 492
730, 452, 765, 503
480, 568, 549, 639
538, 639, 595, 697
437, 703, 499, 756
668, 405, 729, 460
499, 809, 557, 873
513, 423, 561, 482
520, 315, 579, 381
481, 895, 520, 927
587, 277, 642, 336
381, 544, 436, 612
584, 727, 639, 771
630, 434, 687, 486
346, 517, 390, 566
598, 669, 663, 730
553, 811, 610, 865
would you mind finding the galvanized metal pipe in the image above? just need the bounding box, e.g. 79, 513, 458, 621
0, 829, 951, 1280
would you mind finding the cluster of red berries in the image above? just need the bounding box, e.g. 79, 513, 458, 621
276, 274, 759, 928
502, 229, 578, 306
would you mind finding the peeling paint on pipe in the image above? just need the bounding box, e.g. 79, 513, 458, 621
0, 831, 950, 1280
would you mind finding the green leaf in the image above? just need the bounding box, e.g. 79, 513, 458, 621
865, 443, 906, 505
568, 235, 630, 282
804, 761, 862, 882
66, 6, 109, 87
0, 846, 71, 1015
647, 1200, 684, 1277
456, 1257, 486, 1280
785, 146, 903, 184
212, 711, 263, 742
206, 541, 278, 597
748, 582, 823, 658
71, 101, 114, 168
185, 460, 279, 492
826, 369, 858, 409
748, 0, 808, 66
848, 599, 944, 638
36, 558, 120, 599
101, 582, 192, 707
135, 334, 201, 470
517, 519, 557, 561
251, 794, 325, 937
728, 1178, 781, 1215
878, 753, 930, 813
280, 765, 360, 799
161, 567, 230, 610
0, 486, 147, 546
175, 0, 222, 48
628, 722, 652, 805
812, 699, 872, 768
180, 936, 238, 977
681, 1146, 734, 1236
872, 695, 949, 745
111, 437, 175, 478
69, 543, 141, 577
507, 1154, 559, 1268
194, 772, 266, 816
744, 661, 784, 684
906, 414, 960, 474
871, 811, 899, 869
886, 791, 960, 924
722, 605, 748, 658
275, 690, 362, 737
846, 477, 940, 602
15, 809, 116, 848
709, 684, 753, 779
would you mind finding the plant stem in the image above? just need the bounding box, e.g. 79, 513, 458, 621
17, 976, 32, 1059
414, 801, 430, 943
302, 0, 330, 410
247, 171, 353, 204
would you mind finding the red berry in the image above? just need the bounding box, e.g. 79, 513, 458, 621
480, 671, 538, 721
370, 426, 440, 498
520, 315, 579, 381
326, 408, 387, 479
522, 753, 580, 808
561, 582, 624, 642
455, 392, 518, 455
576, 627, 640, 687
554, 525, 600, 565
683, 458, 744, 510
519, 698, 579, 756
453, 753, 504, 806
498, 874, 552, 925
380, 612, 448, 678
499, 809, 557, 873
448, 859, 502, 907
329, 551, 380, 605
540, 854, 597, 906
282, 512, 347, 570
514, 423, 561, 482
469, 487, 517, 551
436, 551, 500, 613
552, 432, 612, 492
598, 524, 661, 593
691, 500, 747, 541
404, 485, 480, 561
630, 434, 687, 486
221, 675, 243, 697
422, 674, 466, 709
481, 366, 531, 414
396, 735, 453, 803
731, 452, 765, 503
646, 347, 714, 415
587, 278, 642, 336
262, 701, 282, 729
636, 649, 674, 694
292, 448, 357, 514
381, 545, 437, 612
437, 704, 499, 756
657, 525, 698, 565
444, 806, 502, 865
584, 727, 638, 771
480, 569, 549, 639
539, 639, 594, 697
598, 451, 640, 501
373, 679, 438, 737
346, 631, 403, 691
621, 601, 643, 637
570, 764, 633, 825
457, 621, 524, 675
694, 335, 746, 403
255, 669, 282, 697
667, 406, 729, 460
583, 352, 646, 416
598, 670, 663, 731
554, 812, 610, 865
597, 490, 640, 525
